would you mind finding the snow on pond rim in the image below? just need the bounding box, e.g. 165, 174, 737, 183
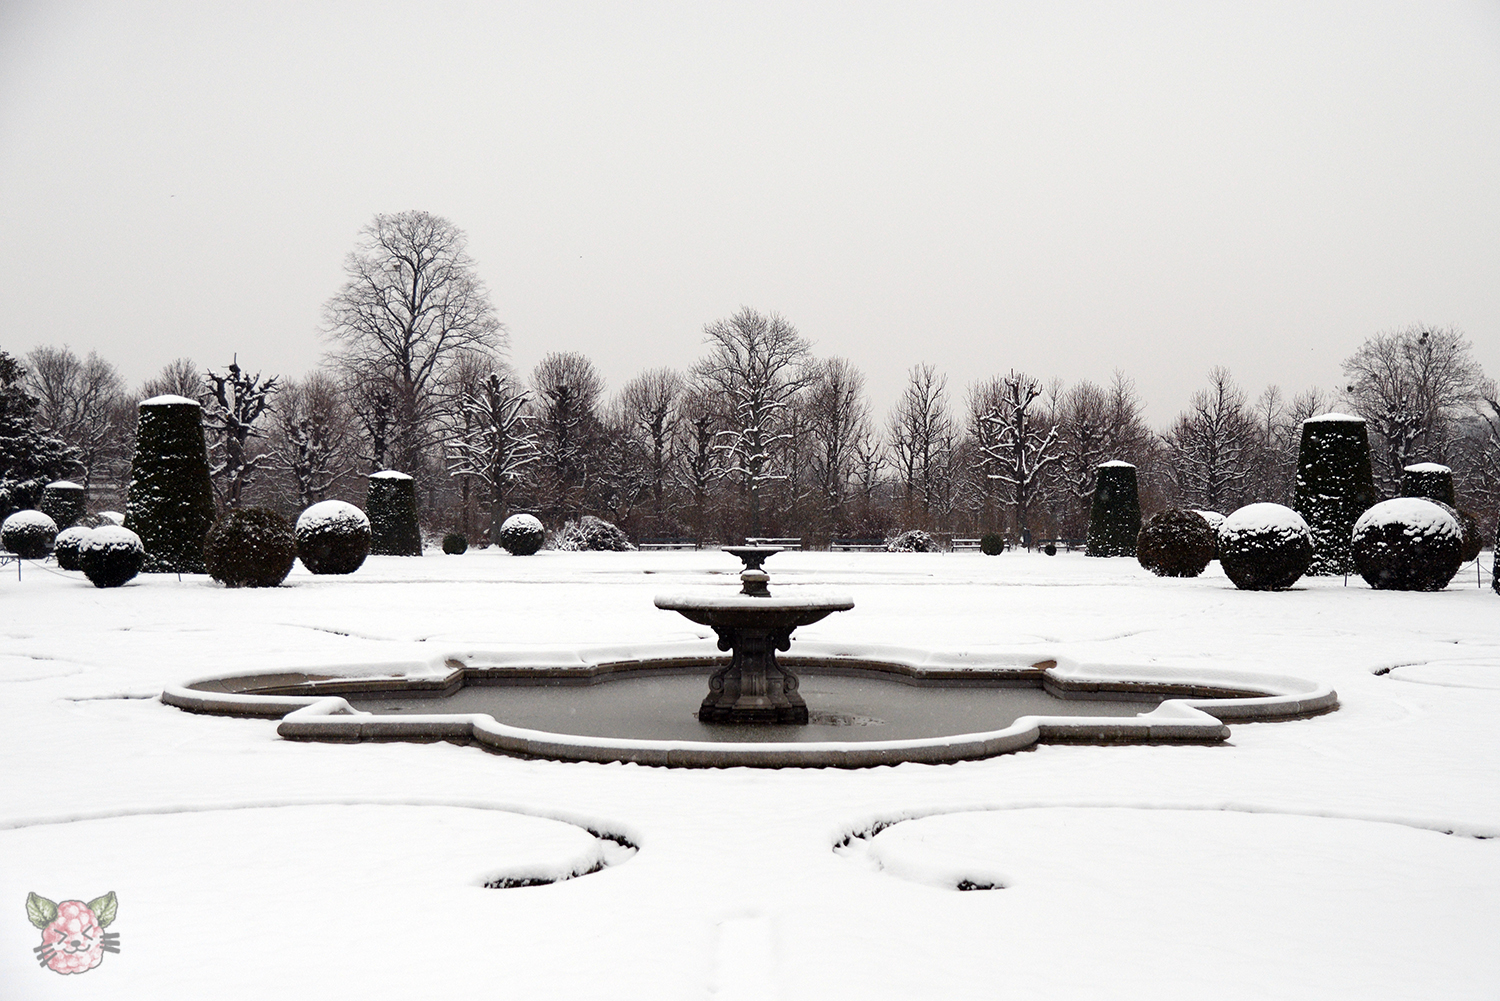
162, 641, 1337, 768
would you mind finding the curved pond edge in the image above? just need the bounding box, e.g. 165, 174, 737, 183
161, 640, 1337, 768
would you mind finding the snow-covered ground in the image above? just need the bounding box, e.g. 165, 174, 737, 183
2, 548, 1497, 999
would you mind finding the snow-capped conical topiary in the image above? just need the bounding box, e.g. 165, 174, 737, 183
1351, 498, 1462, 591
295, 500, 370, 574
126, 396, 217, 573
1293, 413, 1376, 576
1085, 461, 1141, 557
40, 481, 86, 530
1137, 509, 1216, 577
1400, 463, 1455, 507
1218, 503, 1313, 591
497, 513, 544, 556
1, 509, 57, 558
81, 525, 145, 588
367, 470, 422, 556
204, 507, 298, 588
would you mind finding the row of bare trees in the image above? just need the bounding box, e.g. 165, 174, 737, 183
15, 210, 1498, 546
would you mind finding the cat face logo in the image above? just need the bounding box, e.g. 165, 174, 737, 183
27, 892, 120, 975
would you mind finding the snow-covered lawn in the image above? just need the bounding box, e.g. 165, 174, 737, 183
2, 549, 1497, 999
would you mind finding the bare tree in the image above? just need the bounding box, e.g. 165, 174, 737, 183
203, 358, 279, 509
1164, 367, 1254, 511
886, 363, 954, 527
976, 370, 1061, 541
323, 211, 504, 475
1339, 324, 1490, 489
616, 367, 685, 532
268, 371, 355, 510
139, 357, 205, 401
675, 385, 724, 543
24, 345, 129, 493
693, 307, 813, 537
804, 357, 870, 535
963, 375, 1008, 531
530, 351, 606, 521
445, 371, 537, 539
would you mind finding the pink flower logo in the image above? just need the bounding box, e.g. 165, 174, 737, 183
27, 891, 120, 975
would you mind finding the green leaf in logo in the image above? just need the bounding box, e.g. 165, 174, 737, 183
87, 891, 118, 928
26, 892, 58, 929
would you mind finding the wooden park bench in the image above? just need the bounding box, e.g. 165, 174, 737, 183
637, 537, 699, 550
745, 537, 802, 550
951, 537, 982, 551
1034, 537, 1086, 553
830, 537, 885, 552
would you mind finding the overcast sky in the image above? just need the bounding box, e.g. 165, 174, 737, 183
3, 0, 1497, 424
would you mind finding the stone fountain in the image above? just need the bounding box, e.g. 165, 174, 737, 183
654, 546, 853, 723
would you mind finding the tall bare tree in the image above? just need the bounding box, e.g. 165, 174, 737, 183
24, 345, 129, 493
445, 371, 537, 539
530, 351, 605, 522
203, 358, 279, 509
616, 367, 685, 533
323, 211, 504, 475
887, 363, 954, 527
1164, 367, 1255, 511
976, 370, 1060, 541
1339, 324, 1490, 489
804, 357, 870, 535
693, 307, 813, 537
268, 371, 355, 510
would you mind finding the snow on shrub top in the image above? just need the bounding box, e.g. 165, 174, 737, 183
86, 525, 144, 553
2, 509, 57, 533
1097, 460, 1135, 468
97, 511, 124, 525
369, 469, 412, 480
1301, 412, 1364, 424
1402, 462, 1451, 474
296, 500, 370, 533
1193, 509, 1226, 530
1353, 498, 1459, 539
501, 513, 543, 533
45, 480, 82, 490
1220, 503, 1310, 540
139, 394, 200, 407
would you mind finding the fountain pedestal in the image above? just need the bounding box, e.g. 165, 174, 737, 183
654, 593, 854, 724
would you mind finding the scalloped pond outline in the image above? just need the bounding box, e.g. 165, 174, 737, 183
161, 640, 1336, 768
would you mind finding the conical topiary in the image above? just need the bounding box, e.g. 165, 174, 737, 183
367, 470, 422, 556
1293, 413, 1377, 576
40, 481, 87, 529
1085, 461, 1141, 557
126, 396, 217, 573
1400, 463, 1455, 506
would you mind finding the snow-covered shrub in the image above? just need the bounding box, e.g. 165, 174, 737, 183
81, 526, 145, 588
1351, 498, 1462, 592
97, 511, 124, 526
367, 471, 422, 556
1, 509, 56, 558
980, 532, 1004, 556
1193, 510, 1225, 534
53, 525, 93, 570
1293, 414, 1376, 576
1431, 503, 1483, 563
498, 514, 545, 556
442, 532, 468, 555
550, 515, 634, 551
126, 396, 217, 573
295, 500, 370, 575
1218, 503, 1313, 591
204, 508, 297, 588
1136, 509, 1216, 578
1400, 462, 1455, 507
40, 481, 86, 530
885, 529, 939, 552
1086, 461, 1141, 557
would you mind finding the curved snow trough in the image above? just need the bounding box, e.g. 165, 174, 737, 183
162, 641, 1336, 768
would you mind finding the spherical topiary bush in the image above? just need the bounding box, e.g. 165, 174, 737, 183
1137, 509, 1216, 578
1401, 463, 1455, 507
295, 501, 371, 575
203, 508, 297, 588
126, 396, 217, 573
40, 481, 87, 530
1043, 542, 1057, 556
81, 526, 146, 588
1086, 461, 1141, 557
979, 532, 1005, 556
1218, 503, 1313, 591
54, 525, 93, 571
550, 515, 634, 551
1293, 414, 1377, 576
367, 471, 422, 556
497, 514, 545, 556
886, 529, 940, 552
1432, 503, 1483, 564
1351, 498, 1462, 592
442, 532, 468, 555
1, 509, 57, 558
